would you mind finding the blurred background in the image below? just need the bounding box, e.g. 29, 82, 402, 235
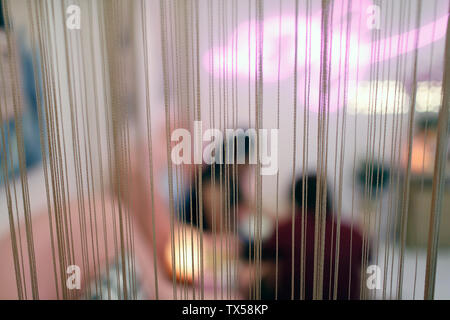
0, 0, 449, 300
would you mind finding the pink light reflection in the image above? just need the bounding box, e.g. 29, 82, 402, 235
203, 0, 449, 113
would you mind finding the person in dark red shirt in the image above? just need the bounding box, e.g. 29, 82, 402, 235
263, 174, 364, 300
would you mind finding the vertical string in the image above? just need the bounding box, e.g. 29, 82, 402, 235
274, 0, 282, 301
424, 2, 450, 299
2, 0, 39, 299
397, 0, 422, 299
290, 0, 299, 300
140, 0, 159, 300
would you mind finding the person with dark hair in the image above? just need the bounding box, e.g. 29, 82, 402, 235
262, 174, 364, 300
181, 164, 242, 234
180, 128, 258, 232
293, 173, 333, 214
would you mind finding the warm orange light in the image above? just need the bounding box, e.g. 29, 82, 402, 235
164, 228, 201, 284
406, 132, 436, 174
163, 227, 239, 286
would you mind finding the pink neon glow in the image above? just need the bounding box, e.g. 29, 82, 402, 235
374, 14, 449, 62
203, 0, 449, 112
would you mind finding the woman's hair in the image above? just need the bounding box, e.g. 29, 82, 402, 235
180, 164, 241, 231
293, 174, 332, 214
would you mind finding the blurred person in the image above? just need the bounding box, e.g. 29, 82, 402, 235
100, 123, 254, 296
242, 174, 364, 300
